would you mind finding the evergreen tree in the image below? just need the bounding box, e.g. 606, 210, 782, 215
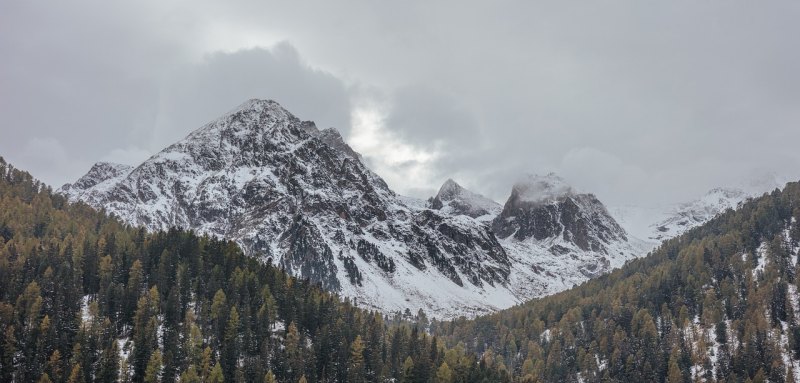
402, 356, 415, 383
222, 306, 240, 382
347, 335, 366, 382
435, 362, 453, 383
208, 362, 224, 383
144, 349, 162, 383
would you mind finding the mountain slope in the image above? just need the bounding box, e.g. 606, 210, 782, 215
434, 181, 800, 382
0, 156, 509, 383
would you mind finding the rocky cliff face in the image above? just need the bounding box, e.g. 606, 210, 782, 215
61, 100, 647, 317
493, 174, 627, 252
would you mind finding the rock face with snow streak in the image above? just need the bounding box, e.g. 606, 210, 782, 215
61, 99, 646, 317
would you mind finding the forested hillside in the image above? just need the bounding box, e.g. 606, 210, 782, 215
0, 156, 509, 382
434, 182, 800, 382
7, 148, 800, 383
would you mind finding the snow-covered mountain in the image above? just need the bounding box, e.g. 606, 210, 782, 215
491, 174, 649, 298
648, 187, 748, 241
61, 99, 646, 318
613, 175, 787, 245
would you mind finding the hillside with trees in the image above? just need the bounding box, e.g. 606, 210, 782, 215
6, 150, 800, 383
434, 180, 800, 382
0, 157, 509, 383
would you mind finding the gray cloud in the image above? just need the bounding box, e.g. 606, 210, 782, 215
0, 1, 351, 186
151, 44, 351, 147
2, 0, 800, 208
386, 85, 482, 149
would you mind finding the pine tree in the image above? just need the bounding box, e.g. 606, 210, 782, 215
208, 362, 224, 383
435, 362, 453, 383
200, 346, 213, 380
347, 335, 366, 383
67, 364, 83, 383
97, 338, 119, 382
45, 350, 62, 382
264, 370, 277, 383
667, 348, 682, 383
132, 287, 160, 381
402, 356, 415, 383
211, 289, 227, 348
179, 365, 201, 383
285, 321, 303, 381
222, 306, 241, 382
144, 349, 163, 383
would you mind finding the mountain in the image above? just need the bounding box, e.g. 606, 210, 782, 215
61, 100, 645, 318
648, 187, 748, 241
60, 99, 513, 317
491, 174, 648, 299
0, 156, 509, 383
434, 180, 800, 382
428, 179, 502, 220
613, 174, 788, 244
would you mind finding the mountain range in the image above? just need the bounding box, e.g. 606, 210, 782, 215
58, 99, 776, 318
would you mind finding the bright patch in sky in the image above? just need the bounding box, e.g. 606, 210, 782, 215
349, 102, 441, 196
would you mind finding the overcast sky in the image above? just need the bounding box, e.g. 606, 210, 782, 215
2, 1, 799, 207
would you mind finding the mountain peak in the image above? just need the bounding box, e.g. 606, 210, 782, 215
429, 179, 501, 219
62, 161, 133, 193
436, 178, 463, 199
231, 98, 283, 112
495, 172, 627, 253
